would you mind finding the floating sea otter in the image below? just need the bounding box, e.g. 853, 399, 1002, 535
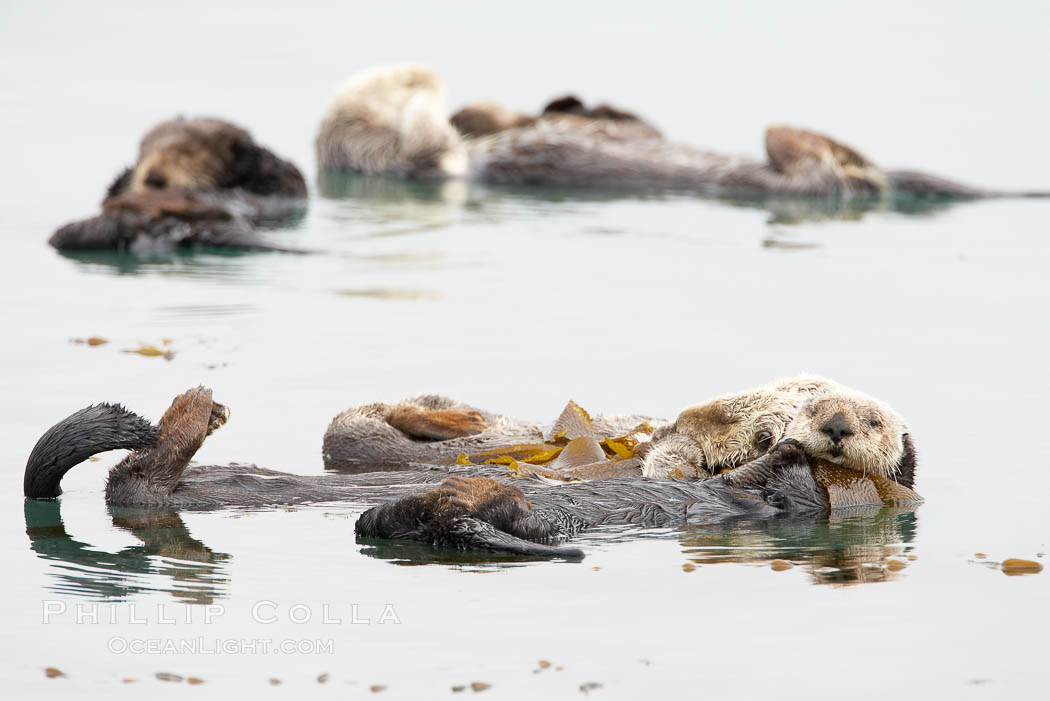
316, 64, 1047, 199
354, 396, 921, 556
23, 383, 920, 558
50, 117, 307, 251
321, 374, 843, 478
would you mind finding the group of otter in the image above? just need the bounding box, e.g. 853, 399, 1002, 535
24, 376, 920, 559
50, 64, 1047, 251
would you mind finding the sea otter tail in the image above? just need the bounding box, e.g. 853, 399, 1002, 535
886, 169, 1050, 199
24, 403, 160, 499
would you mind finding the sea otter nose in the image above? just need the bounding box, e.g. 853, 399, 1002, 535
144, 170, 167, 189
820, 413, 853, 443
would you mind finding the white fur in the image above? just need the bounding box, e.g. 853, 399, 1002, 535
315, 64, 467, 177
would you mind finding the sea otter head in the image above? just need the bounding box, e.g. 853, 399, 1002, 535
785, 394, 917, 487
109, 117, 305, 199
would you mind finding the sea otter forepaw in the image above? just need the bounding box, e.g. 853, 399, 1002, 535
765, 439, 808, 467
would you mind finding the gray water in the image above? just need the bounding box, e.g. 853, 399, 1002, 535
2, 1, 1049, 698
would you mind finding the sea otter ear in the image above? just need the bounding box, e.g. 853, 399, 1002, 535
765, 125, 875, 173
542, 95, 586, 115
894, 433, 918, 489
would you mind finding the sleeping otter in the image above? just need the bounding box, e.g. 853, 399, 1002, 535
50, 117, 307, 251
22, 386, 917, 559
322, 394, 652, 471
323, 375, 837, 476
639, 375, 843, 479
315, 64, 1047, 199
355, 391, 921, 555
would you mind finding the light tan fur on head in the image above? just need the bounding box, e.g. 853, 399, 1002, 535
129, 118, 253, 192
785, 393, 909, 480
315, 64, 468, 178
642, 375, 841, 478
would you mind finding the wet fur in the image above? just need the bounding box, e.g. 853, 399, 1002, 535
641, 374, 841, 478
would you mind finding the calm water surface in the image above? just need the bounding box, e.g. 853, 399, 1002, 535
2, 1, 1048, 698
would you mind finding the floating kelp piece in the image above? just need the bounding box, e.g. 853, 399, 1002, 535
546, 400, 594, 441
122, 344, 175, 360
812, 461, 924, 509
550, 437, 606, 470
1001, 558, 1043, 575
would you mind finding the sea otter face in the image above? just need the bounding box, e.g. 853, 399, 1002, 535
785, 395, 909, 480
127, 118, 253, 193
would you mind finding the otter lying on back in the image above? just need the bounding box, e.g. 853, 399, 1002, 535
315, 64, 1047, 199
356, 390, 920, 555
50, 117, 307, 251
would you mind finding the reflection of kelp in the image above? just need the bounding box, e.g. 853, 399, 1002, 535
24, 500, 230, 603
679, 507, 918, 586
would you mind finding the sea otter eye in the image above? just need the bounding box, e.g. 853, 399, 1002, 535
755, 430, 774, 452
144, 171, 168, 189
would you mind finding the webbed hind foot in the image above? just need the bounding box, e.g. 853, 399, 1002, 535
208, 401, 230, 435
386, 406, 487, 441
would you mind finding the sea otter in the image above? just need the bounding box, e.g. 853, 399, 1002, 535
321, 394, 653, 471
315, 64, 1047, 199
322, 375, 837, 477
24, 385, 919, 558
354, 391, 921, 555
50, 117, 307, 251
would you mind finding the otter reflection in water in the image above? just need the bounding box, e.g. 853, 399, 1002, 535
678, 507, 919, 586
24, 499, 229, 603
25, 385, 921, 559
316, 64, 1048, 200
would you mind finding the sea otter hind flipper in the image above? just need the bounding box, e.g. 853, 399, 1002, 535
386, 406, 487, 441
24, 403, 159, 499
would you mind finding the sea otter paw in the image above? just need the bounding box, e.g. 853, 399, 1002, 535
207, 401, 230, 435
388, 407, 488, 441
